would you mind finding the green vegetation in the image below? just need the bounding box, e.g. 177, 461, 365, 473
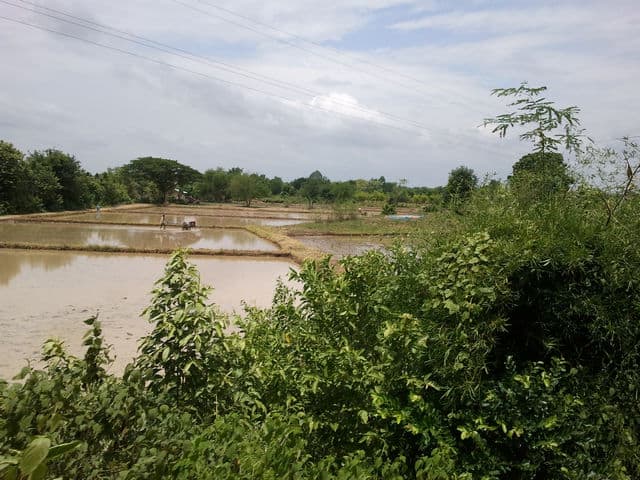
0, 144, 445, 215
444, 165, 479, 205
0, 144, 98, 214
227, 172, 270, 207
284, 215, 440, 236
1, 84, 639, 478
121, 157, 202, 204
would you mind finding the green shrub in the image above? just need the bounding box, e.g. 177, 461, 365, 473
1, 186, 639, 478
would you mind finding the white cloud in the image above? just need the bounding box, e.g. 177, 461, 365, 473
0, 0, 638, 186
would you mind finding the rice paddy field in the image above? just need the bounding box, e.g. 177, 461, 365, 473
0, 202, 418, 377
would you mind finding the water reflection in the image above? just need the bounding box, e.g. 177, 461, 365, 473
53, 212, 308, 226
0, 222, 278, 251
0, 249, 74, 285
0, 250, 296, 378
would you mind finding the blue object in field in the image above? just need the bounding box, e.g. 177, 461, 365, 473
386, 214, 422, 221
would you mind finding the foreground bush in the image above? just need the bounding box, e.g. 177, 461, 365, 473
1, 186, 639, 478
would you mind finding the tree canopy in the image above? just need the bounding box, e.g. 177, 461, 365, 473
122, 157, 201, 204
228, 173, 269, 207
445, 165, 478, 202
0, 141, 24, 214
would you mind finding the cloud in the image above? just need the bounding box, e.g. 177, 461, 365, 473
0, 0, 638, 187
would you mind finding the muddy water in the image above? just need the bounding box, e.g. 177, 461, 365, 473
138, 206, 320, 220
53, 212, 307, 227
0, 249, 295, 379
295, 235, 387, 259
0, 222, 278, 251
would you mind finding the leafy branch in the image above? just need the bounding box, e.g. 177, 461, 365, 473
483, 82, 586, 154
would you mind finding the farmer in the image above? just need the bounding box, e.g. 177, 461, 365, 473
160, 213, 166, 230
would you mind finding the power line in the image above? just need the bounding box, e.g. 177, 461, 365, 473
0, 7, 510, 158
170, 0, 435, 98
3, 0, 509, 157
164, 0, 506, 154
172, 0, 491, 113
5, 0, 435, 133
0, 13, 425, 135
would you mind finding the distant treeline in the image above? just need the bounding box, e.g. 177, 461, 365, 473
0, 140, 448, 215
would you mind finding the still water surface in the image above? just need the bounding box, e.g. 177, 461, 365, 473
0, 249, 294, 378
54, 212, 307, 226
0, 222, 278, 251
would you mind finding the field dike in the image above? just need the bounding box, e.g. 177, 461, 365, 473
0, 242, 290, 258
244, 225, 327, 264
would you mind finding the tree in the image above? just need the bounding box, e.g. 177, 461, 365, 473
510, 151, 573, 201
330, 181, 356, 203
290, 177, 307, 192
483, 82, 584, 154
269, 176, 284, 196
308, 170, 325, 181
95, 169, 131, 205
300, 178, 324, 208
27, 149, 94, 210
122, 157, 201, 204
228, 173, 268, 207
300, 171, 330, 208
196, 168, 230, 202
445, 166, 478, 203
0, 141, 24, 214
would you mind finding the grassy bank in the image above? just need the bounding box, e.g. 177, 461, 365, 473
283, 212, 461, 237
0, 242, 290, 258
245, 225, 326, 264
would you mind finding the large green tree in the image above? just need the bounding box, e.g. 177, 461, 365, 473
445, 165, 478, 202
330, 181, 356, 203
0, 141, 24, 214
510, 151, 573, 201
300, 171, 330, 208
122, 157, 201, 204
195, 168, 230, 202
228, 173, 269, 207
94, 169, 131, 205
27, 149, 94, 210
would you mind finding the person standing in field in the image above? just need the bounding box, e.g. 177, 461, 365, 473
160, 213, 166, 229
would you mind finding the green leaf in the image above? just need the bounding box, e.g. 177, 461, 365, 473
28, 462, 46, 480
358, 410, 369, 424
19, 437, 50, 475
47, 441, 82, 459
0, 464, 18, 480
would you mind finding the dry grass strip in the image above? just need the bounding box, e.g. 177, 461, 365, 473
244, 225, 328, 265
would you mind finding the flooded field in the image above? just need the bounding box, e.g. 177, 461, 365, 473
0, 222, 278, 251
295, 235, 387, 259
0, 249, 295, 378
0, 204, 322, 378
138, 206, 323, 220
52, 211, 308, 227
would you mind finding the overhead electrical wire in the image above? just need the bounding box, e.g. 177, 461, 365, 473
191, 0, 437, 89
0, 14, 426, 135
4, 0, 436, 133
0, 2, 509, 157
170, 0, 491, 113
9, 0, 437, 131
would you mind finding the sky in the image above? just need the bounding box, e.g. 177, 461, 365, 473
1, 0, 638, 186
